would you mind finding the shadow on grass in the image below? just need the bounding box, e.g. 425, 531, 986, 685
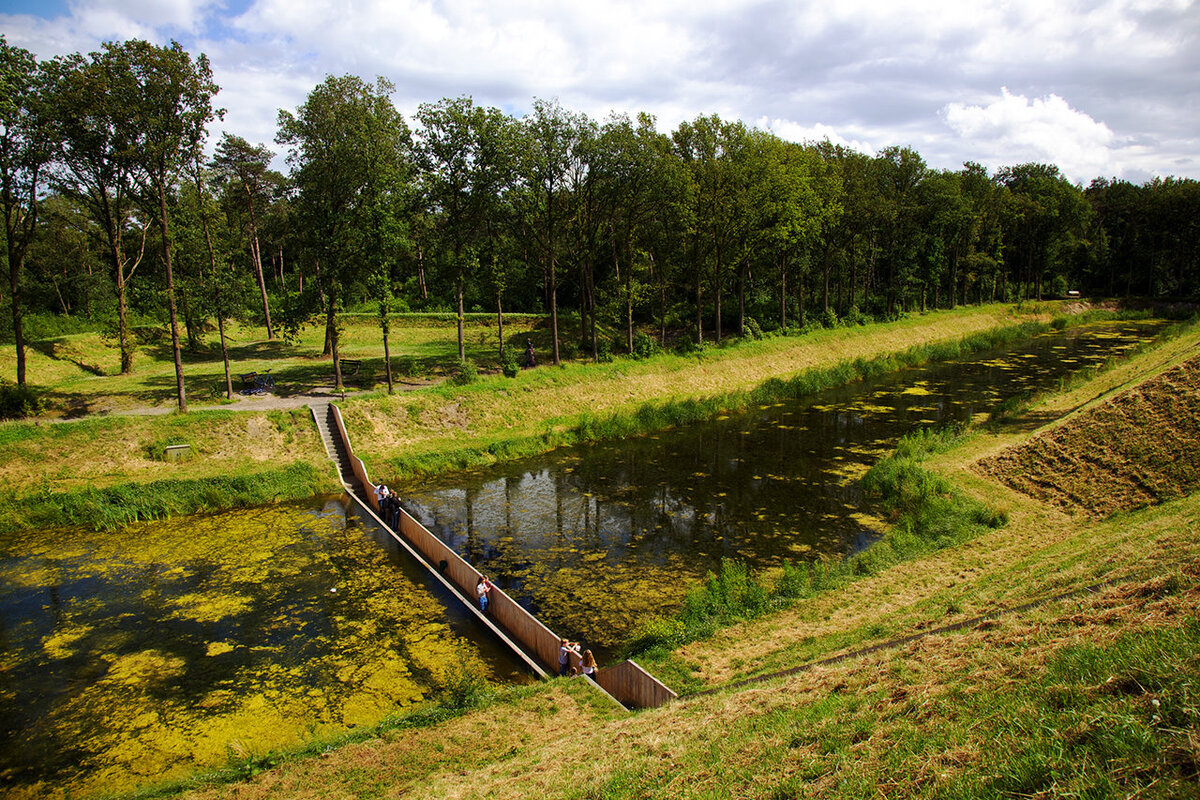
29, 338, 107, 376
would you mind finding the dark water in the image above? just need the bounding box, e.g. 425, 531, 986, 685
0, 498, 527, 798
396, 321, 1163, 658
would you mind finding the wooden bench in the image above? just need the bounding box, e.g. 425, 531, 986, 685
338, 359, 362, 376
238, 370, 274, 394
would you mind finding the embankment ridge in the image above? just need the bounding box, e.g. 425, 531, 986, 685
976, 353, 1200, 516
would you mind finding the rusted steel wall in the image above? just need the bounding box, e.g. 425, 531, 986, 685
327, 403, 673, 709
595, 659, 679, 710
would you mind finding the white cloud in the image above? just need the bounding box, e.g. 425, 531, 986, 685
943, 88, 1117, 182
1, 0, 1197, 182
69, 0, 217, 31
757, 117, 874, 155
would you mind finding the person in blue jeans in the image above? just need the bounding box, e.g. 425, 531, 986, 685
558, 638, 579, 676
476, 576, 493, 612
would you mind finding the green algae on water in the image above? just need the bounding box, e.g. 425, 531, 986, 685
0, 498, 491, 799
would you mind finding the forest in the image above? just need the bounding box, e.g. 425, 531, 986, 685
3, 37, 1199, 410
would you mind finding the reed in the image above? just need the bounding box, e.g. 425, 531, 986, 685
0, 462, 331, 532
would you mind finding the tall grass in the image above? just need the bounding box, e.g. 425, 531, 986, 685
0, 462, 331, 532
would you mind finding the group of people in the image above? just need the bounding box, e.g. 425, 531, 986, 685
559, 638, 598, 680
474, 577, 598, 681
374, 484, 402, 529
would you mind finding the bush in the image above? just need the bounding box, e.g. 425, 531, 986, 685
843, 305, 870, 326
630, 331, 660, 360
438, 654, 492, 709
500, 350, 520, 378
596, 339, 614, 363
821, 307, 839, 329
744, 316, 763, 340
0, 382, 43, 420
450, 359, 478, 386
396, 356, 421, 378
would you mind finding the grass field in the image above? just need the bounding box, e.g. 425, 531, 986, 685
0, 313, 544, 416
131, 319, 1200, 800
0, 304, 1048, 527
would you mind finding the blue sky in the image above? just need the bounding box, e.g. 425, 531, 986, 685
3, 0, 1198, 183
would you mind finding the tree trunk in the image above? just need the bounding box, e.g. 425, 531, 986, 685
456, 254, 465, 362
245, 186, 274, 339
496, 289, 505, 361
737, 259, 746, 337
108, 218, 135, 375
158, 179, 187, 413
6, 241, 24, 387
328, 288, 343, 390
779, 253, 787, 330
713, 238, 722, 344
382, 316, 393, 395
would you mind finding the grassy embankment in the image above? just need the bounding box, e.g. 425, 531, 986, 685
141, 317, 1200, 800
2, 303, 1046, 531
341, 303, 1056, 480
0, 313, 543, 531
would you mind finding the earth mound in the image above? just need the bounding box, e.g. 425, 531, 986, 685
976, 355, 1200, 516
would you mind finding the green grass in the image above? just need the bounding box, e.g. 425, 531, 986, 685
0, 461, 332, 532
623, 425, 1006, 690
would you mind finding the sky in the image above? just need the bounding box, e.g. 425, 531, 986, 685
2, 0, 1198, 185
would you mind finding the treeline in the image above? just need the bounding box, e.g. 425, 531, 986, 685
3, 37, 1199, 409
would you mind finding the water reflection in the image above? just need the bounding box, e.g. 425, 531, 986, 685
0, 498, 520, 799
397, 322, 1162, 657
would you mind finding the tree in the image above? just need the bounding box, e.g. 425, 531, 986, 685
416, 96, 515, 362
672, 114, 755, 344
277, 74, 409, 391
0, 37, 53, 386
47, 47, 144, 375
591, 114, 666, 353
997, 163, 1091, 300
212, 133, 276, 338
519, 98, 586, 365
119, 39, 220, 413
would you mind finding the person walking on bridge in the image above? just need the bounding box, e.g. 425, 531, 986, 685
580, 649, 597, 680
558, 638, 579, 676
476, 576, 494, 613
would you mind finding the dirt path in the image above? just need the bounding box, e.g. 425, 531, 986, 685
75, 379, 438, 419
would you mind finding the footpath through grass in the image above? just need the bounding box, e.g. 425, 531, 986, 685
149, 315, 1200, 800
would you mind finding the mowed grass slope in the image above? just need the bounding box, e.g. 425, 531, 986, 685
342, 303, 1033, 479
1, 304, 1033, 503
977, 353, 1200, 515
160, 325, 1200, 799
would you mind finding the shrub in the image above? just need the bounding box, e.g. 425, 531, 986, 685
744, 316, 764, 340
0, 382, 43, 420
450, 359, 478, 386
500, 350, 520, 378
630, 331, 660, 360
596, 339, 614, 363
438, 654, 492, 709
821, 307, 839, 329
396, 356, 421, 378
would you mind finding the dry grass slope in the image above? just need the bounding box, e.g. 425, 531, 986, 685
977, 354, 1200, 516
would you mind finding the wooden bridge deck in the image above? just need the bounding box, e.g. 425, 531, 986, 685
311, 402, 677, 711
